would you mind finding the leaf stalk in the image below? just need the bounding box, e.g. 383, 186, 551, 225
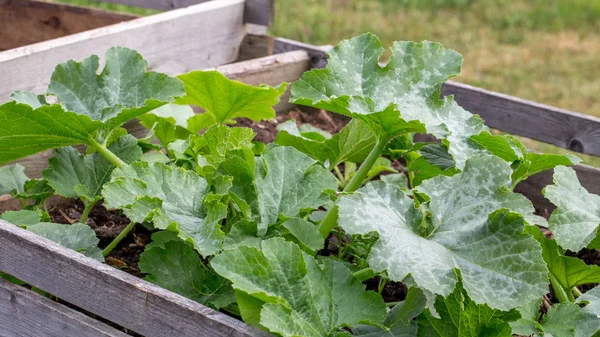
88, 138, 126, 167
102, 221, 136, 257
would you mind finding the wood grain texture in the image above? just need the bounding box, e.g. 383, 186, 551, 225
238, 34, 274, 61
0, 219, 271, 337
0, 277, 130, 337
0, 0, 135, 51
0, 0, 246, 101
441, 80, 600, 157
95, 0, 273, 25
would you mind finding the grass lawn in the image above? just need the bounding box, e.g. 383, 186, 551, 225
53, 0, 600, 164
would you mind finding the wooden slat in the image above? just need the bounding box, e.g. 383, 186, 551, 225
238, 34, 274, 61
441, 81, 600, 158
0, 219, 270, 337
0, 0, 135, 51
0, 0, 246, 101
94, 0, 274, 26
0, 277, 130, 337
274, 37, 331, 69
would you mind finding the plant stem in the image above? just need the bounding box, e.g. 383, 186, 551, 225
549, 273, 571, 303
352, 268, 375, 282
317, 138, 389, 238
102, 221, 136, 257
79, 200, 97, 223
88, 138, 126, 167
18, 198, 26, 209
573, 287, 583, 298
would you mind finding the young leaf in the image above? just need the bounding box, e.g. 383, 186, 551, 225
137, 104, 194, 145
10, 91, 47, 109
43, 135, 142, 203
290, 33, 483, 167
338, 158, 548, 311
13, 179, 54, 204
281, 218, 325, 253
472, 132, 579, 186
352, 286, 427, 336
176, 70, 287, 130
416, 282, 520, 337
211, 238, 387, 337
102, 161, 226, 256
48, 47, 184, 124
139, 234, 234, 309
0, 164, 29, 195
544, 165, 600, 251
253, 146, 337, 235
276, 119, 376, 167
27, 223, 103, 261
576, 286, 600, 337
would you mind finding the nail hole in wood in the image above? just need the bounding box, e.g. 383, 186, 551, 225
568, 138, 584, 152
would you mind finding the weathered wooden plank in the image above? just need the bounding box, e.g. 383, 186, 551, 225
0, 219, 270, 337
0, 0, 246, 101
95, 0, 273, 25
441, 81, 600, 158
0, 0, 135, 51
274, 37, 331, 69
0, 277, 130, 337
238, 34, 274, 61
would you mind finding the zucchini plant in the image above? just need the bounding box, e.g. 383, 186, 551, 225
0, 34, 599, 337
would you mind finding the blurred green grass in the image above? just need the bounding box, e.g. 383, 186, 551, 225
53, 0, 600, 165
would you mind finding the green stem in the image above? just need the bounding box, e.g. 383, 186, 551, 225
378, 277, 388, 294
352, 268, 375, 282
89, 138, 126, 167
573, 287, 583, 298
317, 138, 389, 238
18, 198, 26, 210
102, 221, 136, 257
79, 200, 97, 223
549, 273, 571, 303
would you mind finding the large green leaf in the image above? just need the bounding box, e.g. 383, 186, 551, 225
472, 132, 579, 186
211, 238, 387, 337
338, 157, 548, 311
0, 164, 29, 195
275, 119, 376, 168
102, 161, 226, 256
416, 282, 520, 337
576, 286, 600, 337
27, 223, 102, 261
176, 70, 286, 130
43, 135, 141, 203
139, 232, 234, 309
1, 210, 49, 227
0, 102, 102, 164
253, 146, 338, 235
290, 33, 484, 167
48, 47, 184, 124
544, 166, 600, 251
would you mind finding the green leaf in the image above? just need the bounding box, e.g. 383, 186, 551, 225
365, 157, 397, 181
541, 303, 580, 337
282, 218, 324, 253
176, 70, 286, 130
276, 119, 376, 167
290, 33, 484, 167
527, 226, 600, 293
139, 234, 234, 309
192, 125, 256, 180
544, 165, 600, 251
353, 287, 427, 336
338, 157, 548, 311
0, 210, 49, 226
211, 238, 387, 337
472, 132, 580, 185
138, 104, 194, 145
416, 282, 520, 337
576, 286, 600, 337
27, 223, 102, 261
253, 146, 337, 235
0, 102, 102, 164
509, 299, 542, 336
223, 219, 262, 250
13, 179, 54, 204
10, 91, 47, 109
0, 164, 29, 195
381, 173, 409, 191
48, 47, 184, 124
102, 161, 226, 256
43, 135, 142, 203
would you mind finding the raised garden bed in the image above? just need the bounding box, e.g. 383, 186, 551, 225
1, 0, 600, 336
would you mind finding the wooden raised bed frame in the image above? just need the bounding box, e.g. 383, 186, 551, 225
1, 0, 600, 335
